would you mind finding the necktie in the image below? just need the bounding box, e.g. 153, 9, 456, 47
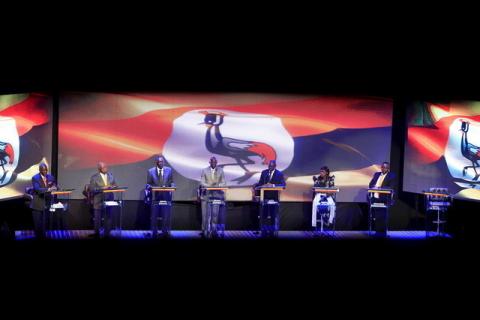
269, 170, 274, 182
211, 169, 215, 181
42, 175, 47, 187
103, 174, 108, 186
159, 168, 163, 185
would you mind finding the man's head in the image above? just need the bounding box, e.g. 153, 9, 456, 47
381, 162, 390, 174
156, 156, 165, 169
39, 163, 48, 176
209, 157, 217, 169
98, 162, 108, 174
268, 160, 276, 172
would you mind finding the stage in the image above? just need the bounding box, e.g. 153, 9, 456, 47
14, 229, 452, 240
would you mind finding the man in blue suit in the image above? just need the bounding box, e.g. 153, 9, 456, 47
254, 160, 286, 237
146, 155, 175, 237
30, 163, 57, 239
368, 161, 396, 237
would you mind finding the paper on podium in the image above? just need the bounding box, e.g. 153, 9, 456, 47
104, 201, 120, 207
50, 202, 65, 210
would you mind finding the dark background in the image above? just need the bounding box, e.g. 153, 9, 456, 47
2, 26, 479, 311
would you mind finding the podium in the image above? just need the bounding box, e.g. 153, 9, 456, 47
100, 187, 127, 237
48, 189, 74, 232
149, 187, 176, 238
312, 187, 339, 234
367, 188, 394, 236
255, 186, 285, 237
201, 187, 228, 238
423, 189, 451, 237
35, 188, 74, 238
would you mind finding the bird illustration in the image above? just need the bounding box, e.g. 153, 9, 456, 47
200, 111, 277, 183
0, 141, 15, 183
460, 120, 480, 182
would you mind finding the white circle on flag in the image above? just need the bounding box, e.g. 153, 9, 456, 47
0, 116, 20, 187
163, 109, 294, 186
445, 118, 480, 187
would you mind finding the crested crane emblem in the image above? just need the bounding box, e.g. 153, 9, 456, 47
0, 116, 20, 186
200, 111, 277, 183
163, 109, 294, 186
445, 118, 480, 188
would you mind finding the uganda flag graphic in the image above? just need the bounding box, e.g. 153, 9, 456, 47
404, 101, 480, 201
59, 93, 392, 202
0, 93, 52, 200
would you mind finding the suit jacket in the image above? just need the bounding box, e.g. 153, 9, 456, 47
200, 166, 226, 199
89, 172, 117, 210
368, 171, 396, 189
147, 166, 174, 187
368, 171, 396, 202
30, 173, 57, 211
146, 166, 174, 201
255, 169, 286, 201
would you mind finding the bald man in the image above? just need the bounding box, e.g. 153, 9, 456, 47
200, 156, 226, 237
89, 162, 117, 237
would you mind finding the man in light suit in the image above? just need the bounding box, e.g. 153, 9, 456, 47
254, 160, 286, 237
368, 161, 396, 237
89, 162, 117, 237
30, 163, 57, 239
200, 156, 226, 237
146, 155, 175, 237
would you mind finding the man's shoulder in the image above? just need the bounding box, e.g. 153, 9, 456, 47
32, 173, 41, 180
90, 172, 100, 179
148, 167, 156, 173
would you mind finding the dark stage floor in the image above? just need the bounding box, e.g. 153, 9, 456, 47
14, 229, 452, 240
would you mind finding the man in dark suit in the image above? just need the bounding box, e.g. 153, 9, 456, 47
30, 163, 57, 239
146, 155, 175, 237
368, 162, 396, 237
89, 162, 117, 237
255, 160, 286, 201
254, 160, 286, 237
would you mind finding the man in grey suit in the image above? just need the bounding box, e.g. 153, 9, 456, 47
146, 155, 175, 237
89, 162, 117, 237
30, 163, 57, 239
200, 156, 226, 238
